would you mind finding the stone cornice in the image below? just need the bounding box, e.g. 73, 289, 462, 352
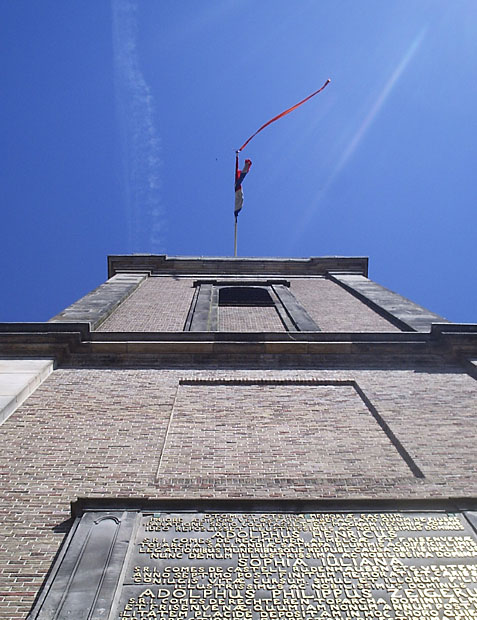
0, 323, 476, 372
71, 496, 477, 517
107, 255, 369, 278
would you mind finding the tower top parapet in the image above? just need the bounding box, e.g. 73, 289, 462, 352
107, 254, 369, 278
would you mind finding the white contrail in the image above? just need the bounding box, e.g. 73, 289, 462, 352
111, 0, 164, 252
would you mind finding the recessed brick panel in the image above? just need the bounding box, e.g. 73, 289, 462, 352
96, 277, 195, 332
218, 306, 285, 332
291, 278, 401, 332
157, 383, 412, 478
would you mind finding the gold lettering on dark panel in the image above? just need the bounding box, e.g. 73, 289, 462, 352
117, 512, 477, 619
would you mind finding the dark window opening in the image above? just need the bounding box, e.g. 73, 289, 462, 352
219, 286, 274, 306
186, 280, 320, 332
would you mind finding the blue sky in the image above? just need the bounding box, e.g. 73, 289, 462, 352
1, 1, 476, 323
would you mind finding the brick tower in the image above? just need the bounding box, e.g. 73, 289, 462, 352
1, 254, 476, 620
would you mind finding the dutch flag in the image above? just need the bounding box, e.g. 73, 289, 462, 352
234, 158, 252, 217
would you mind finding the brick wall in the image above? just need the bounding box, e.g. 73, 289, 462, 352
218, 306, 285, 331
96, 277, 195, 332
1, 361, 476, 617
96, 276, 401, 333
157, 383, 411, 478
291, 278, 401, 331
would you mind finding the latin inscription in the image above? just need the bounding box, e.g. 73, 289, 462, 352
117, 512, 477, 619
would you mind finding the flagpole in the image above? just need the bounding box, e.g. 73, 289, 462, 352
234, 214, 238, 257
234, 151, 239, 257
233, 78, 330, 258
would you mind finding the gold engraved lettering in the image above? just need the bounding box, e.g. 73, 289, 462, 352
118, 512, 477, 619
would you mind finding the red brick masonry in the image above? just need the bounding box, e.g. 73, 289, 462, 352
96, 277, 195, 332
96, 276, 400, 333
1, 361, 476, 618
291, 278, 400, 332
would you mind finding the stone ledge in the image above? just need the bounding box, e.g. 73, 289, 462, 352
89, 330, 430, 343
78, 339, 431, 357
0, 322, 91, 337
108, 255, 369, 278
463, 358, 477, 380
71, 496, 477, 518
329, 273, 448, 332
0, 358, 54, 426
0, 323, 476, 362
49, 272, 148, 329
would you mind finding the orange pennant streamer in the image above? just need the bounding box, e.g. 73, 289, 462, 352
237, 78, 331, 152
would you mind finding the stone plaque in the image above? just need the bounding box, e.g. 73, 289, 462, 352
30, 509, 477, 619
